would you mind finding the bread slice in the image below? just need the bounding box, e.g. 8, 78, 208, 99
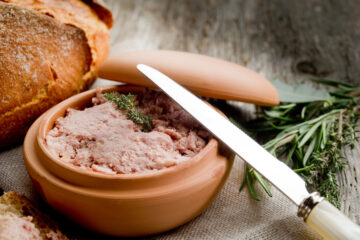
0, 191, 68, 240
0, 0, 112, 149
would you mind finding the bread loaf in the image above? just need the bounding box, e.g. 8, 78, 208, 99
0, 0, 112, 149
0, 191, 68, 239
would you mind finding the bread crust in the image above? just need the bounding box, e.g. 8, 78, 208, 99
0, 0, 111, 149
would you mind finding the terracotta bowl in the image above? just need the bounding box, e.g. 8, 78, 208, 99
23, 85, 234, 237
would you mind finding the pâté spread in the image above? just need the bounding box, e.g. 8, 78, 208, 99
0, 213, 42, 240
46, 90, 210, 174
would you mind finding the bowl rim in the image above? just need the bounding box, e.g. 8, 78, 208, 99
24, 114, 231, 200
37, 84, 218, 181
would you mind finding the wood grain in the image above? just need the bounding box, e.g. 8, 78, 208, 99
104, 0, 360, 223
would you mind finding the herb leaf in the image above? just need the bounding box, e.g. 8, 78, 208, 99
104, 92, 153, 132
236, 79, 360, 208
271, 79, 332, 103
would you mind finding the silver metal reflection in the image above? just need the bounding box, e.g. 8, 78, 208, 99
297, 192, 324, 220
137, 64, 312, 206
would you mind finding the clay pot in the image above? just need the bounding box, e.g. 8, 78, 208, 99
23, 85, 234, 237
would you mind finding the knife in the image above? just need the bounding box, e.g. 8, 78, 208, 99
137, 64, 360, 240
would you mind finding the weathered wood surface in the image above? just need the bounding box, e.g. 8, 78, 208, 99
105, 0, 360, 223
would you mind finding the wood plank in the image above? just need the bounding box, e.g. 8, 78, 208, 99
105, 0, 360, 223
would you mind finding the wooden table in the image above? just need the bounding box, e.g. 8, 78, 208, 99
105, 0, 360, 224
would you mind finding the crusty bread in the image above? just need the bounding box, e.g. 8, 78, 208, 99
0, 0, 112, 149
0, 191, 68, 239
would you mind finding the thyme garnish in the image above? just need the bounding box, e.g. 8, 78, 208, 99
238, 79, 360, 208
103, 92, 153, 132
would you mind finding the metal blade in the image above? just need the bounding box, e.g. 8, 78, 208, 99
137, 64, 310, 206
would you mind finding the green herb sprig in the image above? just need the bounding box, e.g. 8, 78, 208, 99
103, 92, 153, 132
236, 79, 360, 208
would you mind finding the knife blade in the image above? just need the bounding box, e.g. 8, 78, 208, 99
137, 64, 360, 240
137, 64, 308, 205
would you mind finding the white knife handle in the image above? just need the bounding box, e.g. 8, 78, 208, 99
306, 200, 360, 239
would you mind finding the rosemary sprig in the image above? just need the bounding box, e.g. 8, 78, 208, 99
238, 79, 360, 208
103, 92, 153, 132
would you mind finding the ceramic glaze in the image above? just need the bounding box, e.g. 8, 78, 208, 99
23, 85, 234, 237
99, 50, 279, 106
22, 50, 280, 237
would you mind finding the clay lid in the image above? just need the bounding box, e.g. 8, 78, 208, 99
98, 50, 279, 106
